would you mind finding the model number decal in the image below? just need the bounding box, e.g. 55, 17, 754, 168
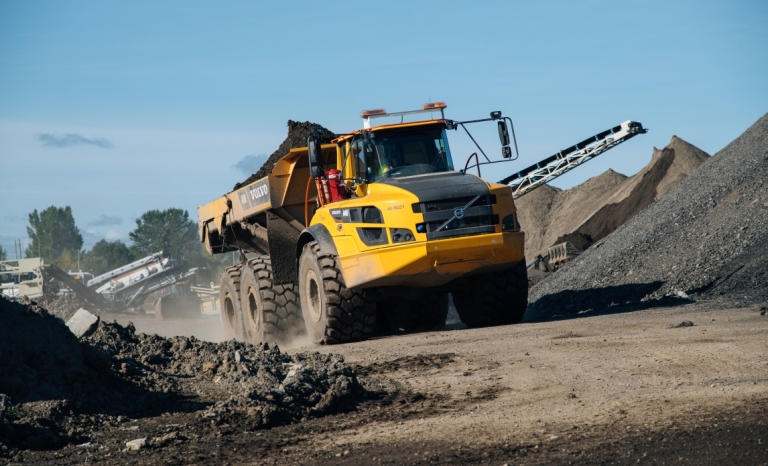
387, 205, 404, 211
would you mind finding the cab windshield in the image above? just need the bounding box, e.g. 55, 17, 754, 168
352, 126, 454, 183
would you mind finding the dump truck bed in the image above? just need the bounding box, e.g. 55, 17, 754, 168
197, 144, 338, 257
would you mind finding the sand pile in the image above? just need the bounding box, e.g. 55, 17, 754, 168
516, 136, 709, 259
234, 120, 335, 190
0, 296, 384, 451
527, 113, 768, 318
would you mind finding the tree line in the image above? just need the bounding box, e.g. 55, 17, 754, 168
5, 206, 228, 281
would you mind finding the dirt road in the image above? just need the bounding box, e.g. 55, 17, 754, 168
12, 300, 766, 465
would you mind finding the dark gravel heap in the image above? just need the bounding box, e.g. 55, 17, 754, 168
85, 321, 370, 423
34, 293, 93, 322
0, 296, 382, 452
234, 120, 336, 190
527, 113, 768, 320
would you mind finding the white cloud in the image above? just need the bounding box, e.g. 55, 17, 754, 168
233, 154, 268, 175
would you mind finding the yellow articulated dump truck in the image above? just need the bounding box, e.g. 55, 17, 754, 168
197, 103, 527, 345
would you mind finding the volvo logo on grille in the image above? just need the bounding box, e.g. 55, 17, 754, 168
453, 207, 465, 219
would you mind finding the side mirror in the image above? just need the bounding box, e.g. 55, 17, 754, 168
307, 137, 324, 177
498, 120, 510, 147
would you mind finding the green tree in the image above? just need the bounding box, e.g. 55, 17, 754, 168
25, 206, 84, 263
0, 244, 6, 261
82, 239, 135, 275
129, 208, 202, 267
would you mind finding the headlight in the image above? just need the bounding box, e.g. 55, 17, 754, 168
390, 228, 415, 243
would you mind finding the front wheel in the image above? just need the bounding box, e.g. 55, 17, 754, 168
298, 241, 376, 345
452, 261, 528, 327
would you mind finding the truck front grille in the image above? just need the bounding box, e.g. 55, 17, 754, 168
413, 195, 498, 240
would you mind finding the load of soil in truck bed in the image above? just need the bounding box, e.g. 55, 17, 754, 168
233, 120, 336, 190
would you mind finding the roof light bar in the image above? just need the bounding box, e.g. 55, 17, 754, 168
422, 102, 447, 110
360, 102, 448, 128
361, 109, 387, 117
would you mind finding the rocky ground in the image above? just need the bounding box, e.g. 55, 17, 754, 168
1, 299, 767, 465
0, 296, 394, 463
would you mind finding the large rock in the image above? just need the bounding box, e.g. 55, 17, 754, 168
65, 308, 100, 337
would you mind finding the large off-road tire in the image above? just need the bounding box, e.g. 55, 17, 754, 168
377, 292, 449, 334
452, 261, 528, 327
298, 241, 377, 345
240, 256, 303, 345
219, 264, 245, 340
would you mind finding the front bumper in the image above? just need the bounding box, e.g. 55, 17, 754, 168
338, 231, 525, 289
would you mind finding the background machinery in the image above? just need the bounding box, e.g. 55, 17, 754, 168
3, 251, 200, 315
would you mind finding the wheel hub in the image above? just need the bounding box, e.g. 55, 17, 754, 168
223, 295, 236, 331
305, 269, 322, 323
246, 287, 260, 331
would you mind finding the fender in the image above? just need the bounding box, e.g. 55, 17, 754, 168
296, 223, 339, 260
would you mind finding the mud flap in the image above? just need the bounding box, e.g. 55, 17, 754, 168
267, 212, 301, 285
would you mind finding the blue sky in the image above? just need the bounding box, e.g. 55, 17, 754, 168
1, 0, 766, 254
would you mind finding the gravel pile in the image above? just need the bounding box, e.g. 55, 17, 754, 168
526, 113, 768, 319
517, 169, 627, 258
560, 136, 710, 247
516, 136, 708, 259
0, 295, 383, 451
233, 120, 335, 190
34, 293, 93, 322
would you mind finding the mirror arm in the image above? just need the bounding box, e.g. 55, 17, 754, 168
459, 123, 491, 163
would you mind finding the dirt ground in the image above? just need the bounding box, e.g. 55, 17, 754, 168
7, 300, 767, 465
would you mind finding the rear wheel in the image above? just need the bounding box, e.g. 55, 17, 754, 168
452, 261, 528, 327
219, 264, 244, 340
240, 256, 303, 345
298, 241, 376, 345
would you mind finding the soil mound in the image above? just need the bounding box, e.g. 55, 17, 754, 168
0, 297, 106, 405
0, 296, 386, 451
234, 120, 336, 190
85, 321, 371, 423
527, 113, 768, 319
